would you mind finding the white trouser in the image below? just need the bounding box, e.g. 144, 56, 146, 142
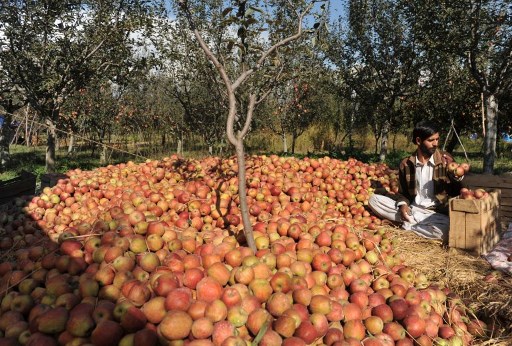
368, 194, 449, 241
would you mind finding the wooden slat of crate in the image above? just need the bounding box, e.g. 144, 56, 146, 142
449, 190, 500, 255
500, 205, 512, 212
498, 189, 512, 197
499, 197, 512, 206
449, 209, 467, 249
464, 174, 512, 189
0, 171, 36, 204
463, 173, 512, 223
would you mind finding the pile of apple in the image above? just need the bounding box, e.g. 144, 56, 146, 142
0, 155, 488, 346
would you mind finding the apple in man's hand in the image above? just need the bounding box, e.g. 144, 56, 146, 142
446, 160, 467, 178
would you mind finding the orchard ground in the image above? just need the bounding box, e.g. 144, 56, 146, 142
0, 152, 511, 345
3, 128, 512, 182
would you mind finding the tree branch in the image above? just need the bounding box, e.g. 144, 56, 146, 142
181, 5, 234, 96
468, 0, 488, 90
232, 1, 314, 90
239, 94, 256, 139
490, 39, 512, 93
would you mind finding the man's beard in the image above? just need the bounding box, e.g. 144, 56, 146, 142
419, 143, 436, 157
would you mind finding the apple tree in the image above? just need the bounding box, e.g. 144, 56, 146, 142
0, 0, 164, 172
156, 16, 228, 155
0, 69, 26, 171
404, 0, 512, 173
173, 0, 328, 251
266, 58, 332, 154
325, 0, 423, 162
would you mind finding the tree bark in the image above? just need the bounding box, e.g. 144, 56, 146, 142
291, 132, 297, 154
226, 94, 256, 252
177, 138, 183, 155
100, 145, 107, 165
379, 121, 390, 162
483, 93, 498, 174
45, 117, 57, 173
234, 140, 255, 251
282, 133, 288, 153
0, 114, 13, 171
27, 112, 37, 147
68, 132, 75, 155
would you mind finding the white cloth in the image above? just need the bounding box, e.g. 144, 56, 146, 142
368, 194, 449, 240
414, 155, 437, 208
483, 223, 512, 274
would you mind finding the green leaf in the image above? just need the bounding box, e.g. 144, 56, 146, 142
220, 17, 238, 26
248, 6, 264, 14
222, 7, 233, 17
252, 320, 269, 346
244, 17, 258, 26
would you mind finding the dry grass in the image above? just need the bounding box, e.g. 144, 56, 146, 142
385, 226, 512, 345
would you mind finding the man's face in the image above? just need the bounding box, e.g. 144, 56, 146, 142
417, 133, 439, 157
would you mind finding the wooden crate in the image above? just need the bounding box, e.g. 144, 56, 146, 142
449, 189, 500, 255
0, 171, 36, 205
463, 173, 512, 230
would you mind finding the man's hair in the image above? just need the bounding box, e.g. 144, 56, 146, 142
412, 121, 439, 144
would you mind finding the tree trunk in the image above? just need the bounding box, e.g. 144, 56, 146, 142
10, 123, 21, 145
100, 145, 107, 165
0, 114, 13, 171
99, 128, 107, 165
68, 132, 75, 155
348, 103, 357, 149
291, 132, 297, 154
46, 118, 57, 173
483, 93, 498, 174
177, 138, 183, 155
161, 133, 166, 147
234, 140, 256, 252
379, 121, 390, 162
282, 133, 288, 153
25, 108, 30, 146
333, 102, 342, 144
91, 136, 97, 157
27, 112, 37, 147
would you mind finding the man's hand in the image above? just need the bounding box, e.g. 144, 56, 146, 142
442, 154, 466, 180
399, 204, 412, 222
441, 154, 451, 166
442, 154, 465, 180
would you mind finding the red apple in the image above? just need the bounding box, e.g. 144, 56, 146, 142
158, 310, 193, 341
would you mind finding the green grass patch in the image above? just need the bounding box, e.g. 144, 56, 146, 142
2, 135, 512, 184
